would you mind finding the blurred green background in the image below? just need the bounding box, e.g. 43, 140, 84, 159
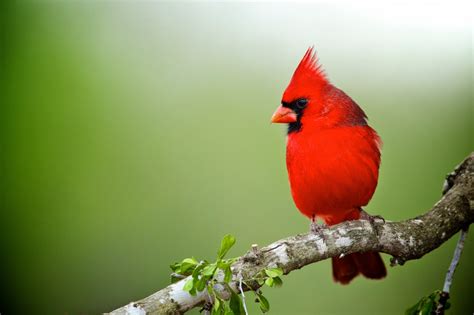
1, 1, 472, 314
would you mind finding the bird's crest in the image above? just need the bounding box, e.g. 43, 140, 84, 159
282, 47, 327, 102
292, 46, 326, 83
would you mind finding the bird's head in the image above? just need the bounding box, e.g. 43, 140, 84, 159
271, 47, 329, 133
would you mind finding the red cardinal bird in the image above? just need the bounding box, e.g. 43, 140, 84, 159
271, 47, 386, 284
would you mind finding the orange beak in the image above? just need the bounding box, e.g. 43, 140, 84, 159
271, 106, 297, 123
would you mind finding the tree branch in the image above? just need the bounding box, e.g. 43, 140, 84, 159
109, 153, 474, 315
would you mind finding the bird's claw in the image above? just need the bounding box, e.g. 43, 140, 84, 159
310, 220, 327, 237
360, 209, 385, 224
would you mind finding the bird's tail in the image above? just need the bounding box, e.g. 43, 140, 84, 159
332, 252, 386, 284
327, 208, 387, 285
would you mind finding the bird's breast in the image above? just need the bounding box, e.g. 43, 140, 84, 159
286, 125, 381, 221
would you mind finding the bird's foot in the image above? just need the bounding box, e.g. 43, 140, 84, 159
360, 209, 385, 236
360, 209, 385, 224
310, 220, 327, 237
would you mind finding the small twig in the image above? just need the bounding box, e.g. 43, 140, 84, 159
442, 228, 468, 293
251, 244, 258, 256
238, 271, 249, 315
171, 273, 186, 280
435, 227, 469, 315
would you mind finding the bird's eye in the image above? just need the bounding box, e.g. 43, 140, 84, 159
295, 99, 308, 109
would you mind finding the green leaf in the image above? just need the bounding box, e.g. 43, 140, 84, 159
218, 234, 236, 259
170, 257, 199, 277
272, 276, 283, 287
183, 257, 198, 265
264, 268, 283, 278
405, 292, 441, 315
170, 262, 181, 272
256, 292, 270, 313
229, 289, 244, 315
195, 276, 207, 292
224, 265, 233, 283
420, 298, 435, 314
181, 257, 198, 273
217, 260, 229, 269
207, 282, 215, 294
223, 300, 234, 315
202, 264, 218, 277
192, 262, 208, 280
183, 278, 194, 292
227, 257, 239, 264
405, 304, 418, 315
264, 277, 274, 287
405, 298, 426, 315
212, 297, 222, 315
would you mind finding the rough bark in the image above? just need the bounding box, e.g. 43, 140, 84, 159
109, 153, 474, 315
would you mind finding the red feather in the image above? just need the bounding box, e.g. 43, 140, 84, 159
278, 47, 386, 284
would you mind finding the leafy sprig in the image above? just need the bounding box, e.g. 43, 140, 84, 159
170, 234, 284, 314
405, 290, 450, 315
